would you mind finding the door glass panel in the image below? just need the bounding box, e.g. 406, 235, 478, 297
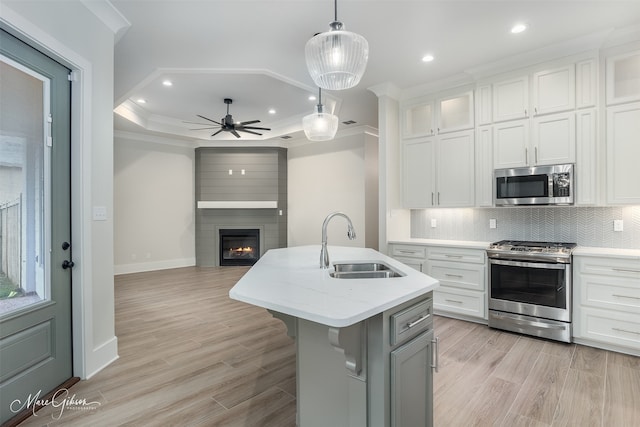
0, 56, 51, 316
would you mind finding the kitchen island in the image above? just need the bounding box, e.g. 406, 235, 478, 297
230, 245, 440, 427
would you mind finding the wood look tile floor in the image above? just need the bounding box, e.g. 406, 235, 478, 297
17, 266, 640, 427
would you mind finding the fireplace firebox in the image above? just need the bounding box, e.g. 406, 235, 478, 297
219, 229, 260, 266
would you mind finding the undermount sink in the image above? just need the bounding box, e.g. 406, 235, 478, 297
330, 262, 405, 279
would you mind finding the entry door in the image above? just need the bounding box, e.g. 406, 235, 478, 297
0, 29, 72, 424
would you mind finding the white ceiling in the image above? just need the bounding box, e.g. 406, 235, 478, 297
111, 0, 640, 143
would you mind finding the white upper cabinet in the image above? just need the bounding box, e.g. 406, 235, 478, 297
475, 126, 493, 206
531, 112, 576, 165
493, 119, 529, 168
576, 59, 597, 109
606, 102, 640, 204
402, 91, 474, 138
492, 76, 529, 122
402, 102, 435, 138
606, 49, 640, 105
437, 91, 474, 134
575, 109, 598, 205
436, 130, 475, 207
401, 131, 475, 208
532, 64, 575, 115
402, 137, 435, 208
475, 85, 492, 125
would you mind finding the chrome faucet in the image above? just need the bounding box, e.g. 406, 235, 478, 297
320, 212, 356, 269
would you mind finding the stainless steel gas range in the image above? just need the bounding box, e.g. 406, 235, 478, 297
487, 240, 577, 343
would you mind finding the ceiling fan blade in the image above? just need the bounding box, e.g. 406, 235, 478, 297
231, 130, 241, 138
190, 127, 218, 130
211, 129, 224, 137
239, 126, 271, 131
238, 129, 262, 136
197, 114, 222, 125
239, 120, 260, 126
183, 120, 214, 125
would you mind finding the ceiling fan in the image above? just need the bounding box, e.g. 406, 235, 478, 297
187, 98, 271, 138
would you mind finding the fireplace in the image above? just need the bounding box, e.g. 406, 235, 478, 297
219, 229, 260, 266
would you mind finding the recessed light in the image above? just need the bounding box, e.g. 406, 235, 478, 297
162, 80, 173, 87
422, 54, 435, 63
136, 98, 146, 104
511, 23, 527, 34
268, 108, 276, 115
308, 95, 317, 101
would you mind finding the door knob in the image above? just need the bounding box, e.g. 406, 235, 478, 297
62, 242, 71, 250
62, 260, 75, 269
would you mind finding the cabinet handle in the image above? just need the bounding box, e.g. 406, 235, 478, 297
612, 294, 640, 300
444, 273, 464, 278
525, 147, 528, 164
444, 254, 463, 259
398, 250, 418, 255
524, 108, 528, 116
437, 192, 440, 205
535, 146, 538, 164
445, 299, 463, 304
406, 313, 431, 329
431, 336, 440, 373
612, 268, 640, 273
430, 129, 434, 135
612, 327, 640, 335
534, 107, 538, 115
431, 192, 434, 205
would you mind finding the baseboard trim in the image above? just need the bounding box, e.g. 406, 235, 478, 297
85, 336, 119, 379
2, 377, 80, 427
114, 257, 196, 275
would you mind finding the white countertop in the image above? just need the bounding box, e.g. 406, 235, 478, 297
388, 238, 491, 250
229, 245, 440, 328
573, 246, 640, 260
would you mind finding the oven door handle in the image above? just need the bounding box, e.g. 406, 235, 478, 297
489, 258, 567, 270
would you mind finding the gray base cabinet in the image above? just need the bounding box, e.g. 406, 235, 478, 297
271, 293, 435, 427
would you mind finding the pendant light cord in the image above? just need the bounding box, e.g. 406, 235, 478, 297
334, 0, 338, 21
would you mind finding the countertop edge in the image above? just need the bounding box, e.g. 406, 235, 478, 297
388, 239, 492, 250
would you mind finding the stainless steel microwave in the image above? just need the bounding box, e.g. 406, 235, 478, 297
494, 164, 574, 206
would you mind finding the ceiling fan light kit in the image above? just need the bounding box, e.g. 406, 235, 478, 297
303, 87, 339, 141
305, 0, 369, 91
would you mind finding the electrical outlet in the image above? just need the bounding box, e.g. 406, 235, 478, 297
430, 219, 437, 228
614, 220, 624, 232
489, 218, 497, 229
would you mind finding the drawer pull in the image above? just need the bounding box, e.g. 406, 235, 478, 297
398, 250, 419, 255
406, 314, 431, 329
431, 336, 440, 373
445, 273, 464, 278
612, 327, 640, 335
612, 294, 640, 300
445, 299, 463, 304
612, 268, 640, 273
444, 254, 463, 259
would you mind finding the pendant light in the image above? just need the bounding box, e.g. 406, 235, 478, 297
305, 0, 369, 91
302, 87, 339, 141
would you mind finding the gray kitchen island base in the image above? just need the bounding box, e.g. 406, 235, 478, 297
270, 293, 435, 427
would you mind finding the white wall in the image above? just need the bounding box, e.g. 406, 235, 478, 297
114, 133, 195, 274
1, 0, 119, 378
288, 130, 377, 249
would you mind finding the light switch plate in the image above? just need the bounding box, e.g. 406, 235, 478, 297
93, 206, 107, 221
614, 219, 624, 232
430, 219, 437, 228
489, 218, 497, 229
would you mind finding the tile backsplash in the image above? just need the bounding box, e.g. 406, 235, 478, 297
411, 206, 640, 249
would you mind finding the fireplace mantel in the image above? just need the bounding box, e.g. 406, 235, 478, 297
197, 201, 278, 209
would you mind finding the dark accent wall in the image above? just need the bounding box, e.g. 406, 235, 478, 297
195, 147, 287, 266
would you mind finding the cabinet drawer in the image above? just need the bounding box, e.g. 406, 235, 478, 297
428, 260, 485, 291
428, 247, 485, 264
577, 307, 640, 350
390, 298, 433, 346
390, 245, 427, 259
433, 288, 486, 319
393, 257, 424, 273
580, 274, 640, 313
576, 256, 640, 279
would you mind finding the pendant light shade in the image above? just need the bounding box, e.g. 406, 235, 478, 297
303, 88, 339, 141
305, 1, 369, 90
